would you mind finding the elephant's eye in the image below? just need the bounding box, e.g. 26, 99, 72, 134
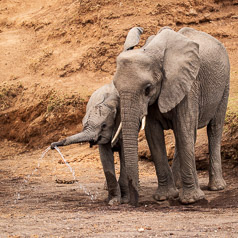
101, 123, 107, 129
145, 84, 151, 96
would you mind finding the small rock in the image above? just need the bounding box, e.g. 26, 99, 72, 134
138, 228, 144, 232
189, 8, 198, 16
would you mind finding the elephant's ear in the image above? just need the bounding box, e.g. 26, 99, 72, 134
123, 27, 143, 51
104, 95, 119, 113
146, 29, 200, 113
104, 89, 119, 112
83, 91, 105, 126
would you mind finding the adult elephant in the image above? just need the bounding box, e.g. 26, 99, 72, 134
51, 82, 125, 205
113, 27, 230, 205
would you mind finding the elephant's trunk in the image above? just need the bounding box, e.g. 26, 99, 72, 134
51, 128, 97, 149
120, 91, 140, 206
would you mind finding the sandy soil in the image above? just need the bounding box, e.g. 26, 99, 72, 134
0, 0, 238, 237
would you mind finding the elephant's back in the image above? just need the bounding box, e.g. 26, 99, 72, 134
179, 27, 230, 127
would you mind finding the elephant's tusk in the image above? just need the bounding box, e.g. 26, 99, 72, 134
140, 116, 146, 131
111, 122, 122, 147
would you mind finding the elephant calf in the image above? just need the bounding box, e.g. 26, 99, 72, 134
51, 82, 130, 205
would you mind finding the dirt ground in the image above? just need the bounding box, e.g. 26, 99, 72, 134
0, 0, 238, 237
0, 140, 238, 237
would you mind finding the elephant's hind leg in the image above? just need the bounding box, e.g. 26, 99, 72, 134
207, 122, 226, 191
207, 85, 229, 191
145, 115, 179, 201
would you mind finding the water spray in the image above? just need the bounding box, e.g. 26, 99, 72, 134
15, 145, 98, 203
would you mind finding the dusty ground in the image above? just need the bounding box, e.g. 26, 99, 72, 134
0, 140, 238, 237
0, 0, 238, 237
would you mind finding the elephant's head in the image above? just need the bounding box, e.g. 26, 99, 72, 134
113, 27, 200, 206
51, 83, 119, 149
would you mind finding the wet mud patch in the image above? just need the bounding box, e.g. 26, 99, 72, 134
209, 187, 238, 209
2, 170, 237, 215
0, 178, 101, 213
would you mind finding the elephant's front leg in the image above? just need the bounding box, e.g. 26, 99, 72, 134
171, 145, 182, 189
172, 132, 197, 189
145, 116, 179, 201
99, 143, 121, 205
174, 113, 205, 204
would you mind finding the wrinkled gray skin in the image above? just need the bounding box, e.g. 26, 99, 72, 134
51, 27, 147, 205
113, 26, 230, 206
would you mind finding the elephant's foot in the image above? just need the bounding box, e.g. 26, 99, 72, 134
103, 180, 108, 190
118, 181, 130, 204
121, 194, 130, 204
153, 186, 179, 201
107, 184, 121, 206
174, 176, 182, 189
179, 187, 205, 204
108, 196, 121, 206
208, 176, 226, 191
